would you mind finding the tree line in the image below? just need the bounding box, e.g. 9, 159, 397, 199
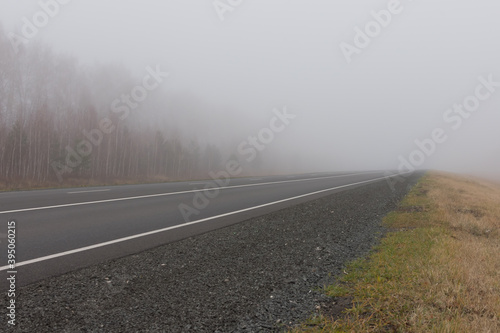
0, 27, 226, 187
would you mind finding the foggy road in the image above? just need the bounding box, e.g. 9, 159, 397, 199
0, 171, 394, 287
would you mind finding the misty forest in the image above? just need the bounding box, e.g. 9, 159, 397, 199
0, 26, 253, 188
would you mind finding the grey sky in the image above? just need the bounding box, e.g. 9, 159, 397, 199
1, 0, 499, 179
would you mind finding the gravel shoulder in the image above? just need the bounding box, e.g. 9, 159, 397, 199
3, 173, 421, 332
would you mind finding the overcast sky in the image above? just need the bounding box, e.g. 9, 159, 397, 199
1, 0, 499, 179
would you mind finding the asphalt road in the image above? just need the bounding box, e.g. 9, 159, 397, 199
0, 171, 395, 288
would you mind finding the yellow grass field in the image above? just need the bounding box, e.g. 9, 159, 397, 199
295, 172, 500, 332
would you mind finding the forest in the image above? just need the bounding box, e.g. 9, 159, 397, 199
0, 27, 236, 189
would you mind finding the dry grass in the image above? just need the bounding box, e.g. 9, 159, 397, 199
294, 171, 500, 332
0, 175, 176, 192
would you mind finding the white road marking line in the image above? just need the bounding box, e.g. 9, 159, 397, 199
67, 189, 111, 194
0, 173, 403, 271
0, 172, 379, 215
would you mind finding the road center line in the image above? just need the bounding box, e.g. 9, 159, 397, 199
0, 172, 379, 215
0, 173, 401, 271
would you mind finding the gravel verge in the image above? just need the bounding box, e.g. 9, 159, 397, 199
3, 173, 421, 332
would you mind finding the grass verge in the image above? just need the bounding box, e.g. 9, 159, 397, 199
294, 171, 500, 332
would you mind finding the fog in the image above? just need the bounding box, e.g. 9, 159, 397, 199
1, 0, 500, 181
